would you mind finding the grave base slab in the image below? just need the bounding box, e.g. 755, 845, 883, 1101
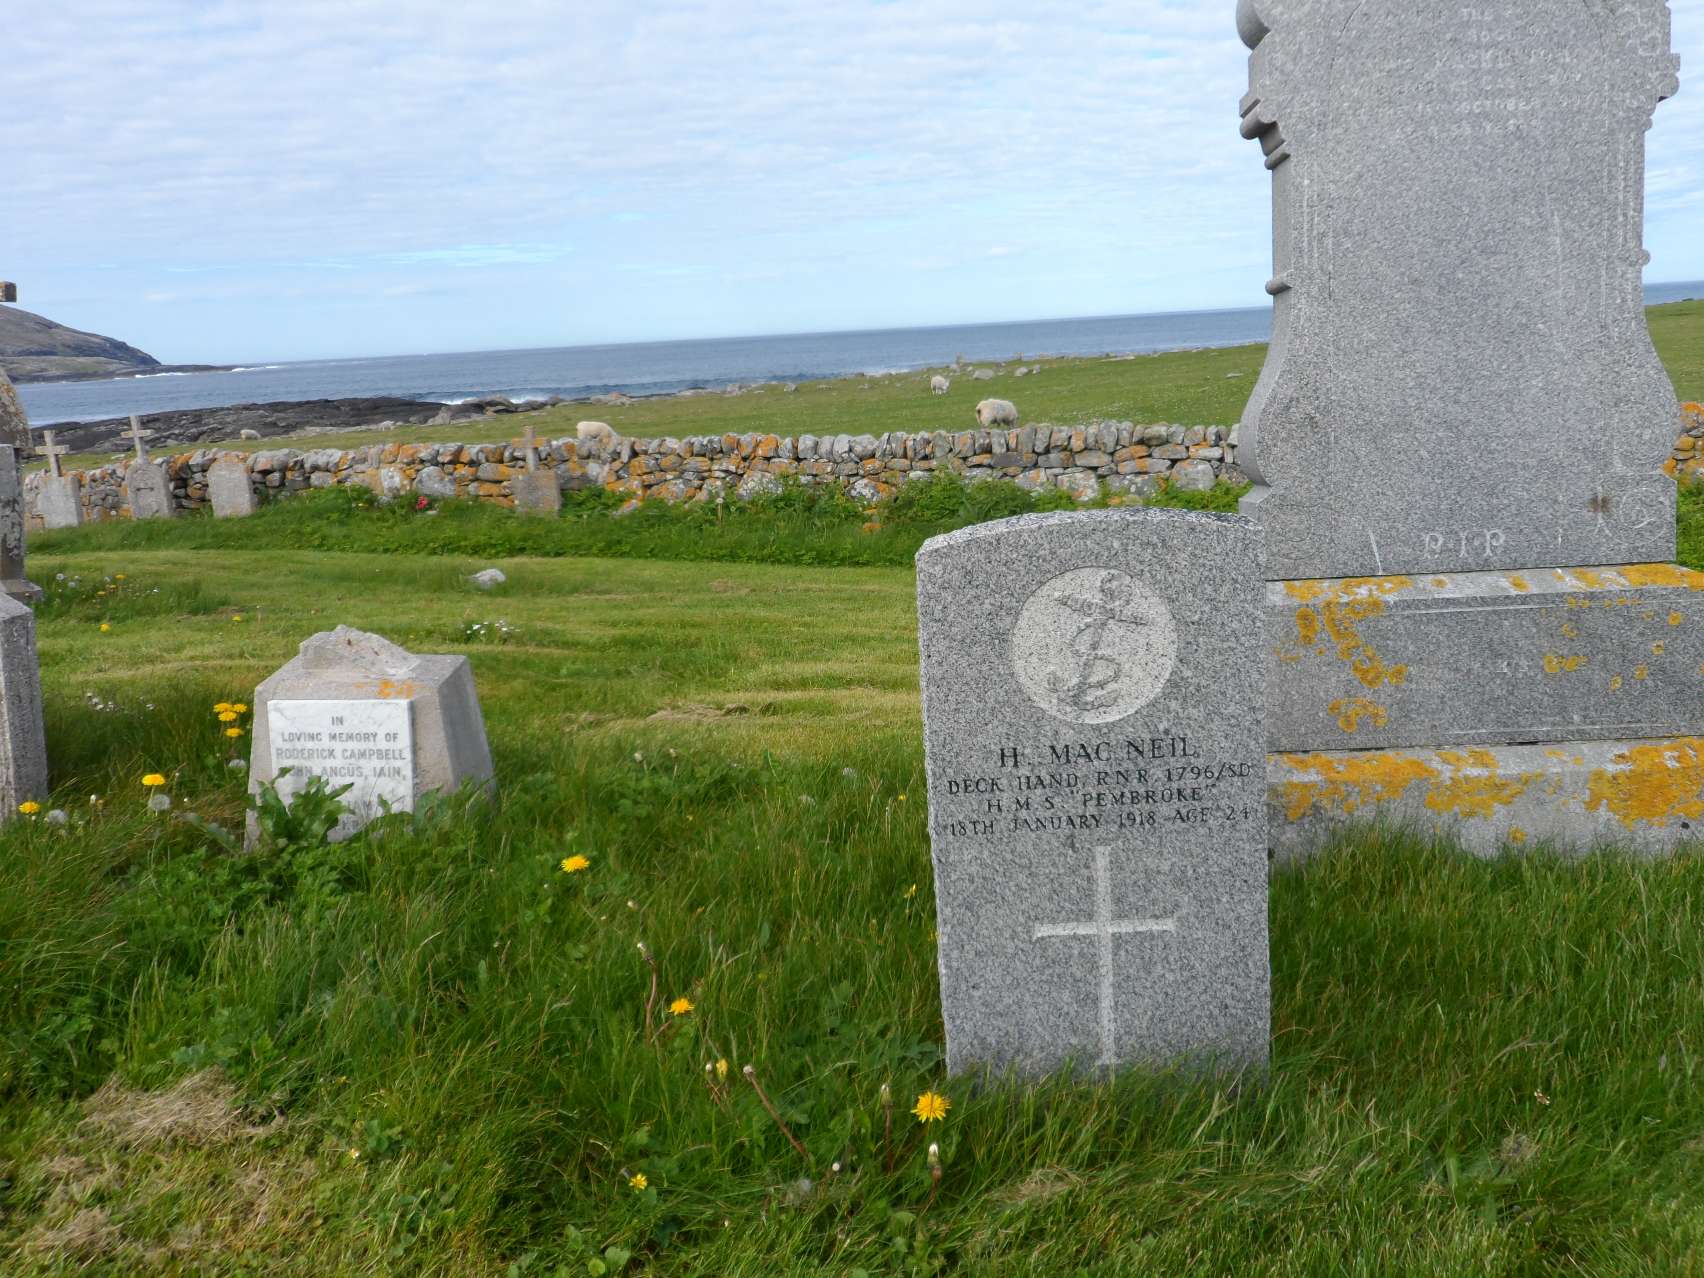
1268, 737, 1704, 859
1267, 564, 1704, 753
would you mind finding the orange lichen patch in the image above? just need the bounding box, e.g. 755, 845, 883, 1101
1295, 608, 1321, 647
1610, 674, 1624, 692
1634, 664, 1650, 681
1559, 568, 1609, 590
1620, 564, 1704, 592
1329, 697, 1389, 734
1560, 622, 1579, 640
1277, 751, 1439, 822
1431, 577, 1450, 589
1585, 738, 1704, 829
1299, 577, 1414, 690
1285, 580, 1329, 604
1654, 642, 1667, 656
1507, 575, 1531, 593
1424, 749, 1543, 819
1542, 653, 1587, 674
1671, 612, 1685, 627
1508, 827, 1529, 845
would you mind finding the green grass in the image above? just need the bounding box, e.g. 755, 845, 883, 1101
47, 299, 1703, 476
4, 534, 1704, 1274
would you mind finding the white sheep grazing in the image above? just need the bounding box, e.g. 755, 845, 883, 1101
975, 399, 1018, 428
576, 420, 615, 442
931, 375, 950, 395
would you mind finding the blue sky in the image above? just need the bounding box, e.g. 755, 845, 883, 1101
5, 0, 1703, 363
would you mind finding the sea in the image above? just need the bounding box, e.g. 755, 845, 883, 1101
18, 280, 1704, 427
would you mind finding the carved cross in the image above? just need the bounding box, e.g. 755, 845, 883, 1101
34, 430, 69, 479
127, 414, 152, 463
1031, 844, 1177, 1068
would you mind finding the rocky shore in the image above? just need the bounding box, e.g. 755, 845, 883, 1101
40, 394, 563, 456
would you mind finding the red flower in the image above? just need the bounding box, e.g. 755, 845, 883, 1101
415, 495, 430, 510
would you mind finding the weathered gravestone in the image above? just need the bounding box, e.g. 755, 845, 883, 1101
0, 589, 48, 818
123, 416, 175, 520
32, 431, 80, 531
0, 446, 42, 602
918, 510, 1269, 1078
207, 453, 256, 518
510, 422, 561, 515
1236, 0, 1704, 854
248, 626, 494, 842
1236, 0, 1681, 580
0, 279, 33, 453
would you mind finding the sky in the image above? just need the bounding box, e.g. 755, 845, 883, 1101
5, 0, 1704, 364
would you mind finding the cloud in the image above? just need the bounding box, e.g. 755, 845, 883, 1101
4, 0, 1701, 360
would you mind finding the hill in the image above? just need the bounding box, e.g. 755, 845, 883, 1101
0, 305, 161, 382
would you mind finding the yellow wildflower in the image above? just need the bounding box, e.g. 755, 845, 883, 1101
231, 614, 244, 622
214, 702, 233, 714
669, 997, 695, 1016
715, 1058, 729, 1080
218, 710, 239, 723
232, 703, 248, 713
904, 883, 918, 899
98, 623, 111, 633
225, 727, 243, 738
142, 773, 166, 787
912, 1091, 950, 1123
114, 574, 126, 581
560, 854, 590, 874
18, 801, 41, 815
348, 1148, 361, 1160
628, 1172, 648, 1191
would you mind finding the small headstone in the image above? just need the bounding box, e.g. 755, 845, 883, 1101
207, 454, 256, 518
249, 626, 494, 842
32, 430, 80, 530
124, 416, 175, 520
0, 446, 41, 602
0, 591, 47, 817
510, 423, 561, 515
1236, 0, 1681, 579
917, 509, 1269, 1078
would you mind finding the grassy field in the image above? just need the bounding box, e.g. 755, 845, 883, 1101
3, 539, 1704, 1274
47, 299, 1704, 473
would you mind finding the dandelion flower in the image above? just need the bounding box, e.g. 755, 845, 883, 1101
98, 623, 110, 633
912, 1091, 950, 1124
218, 710, 239, 723
560, 854, 590, 874
225, 727, 243, 738
18, 801, 41, 815
231, 614, 245, 623
114, 574, 126, 581
232, 703, 248, 714
628, 1172, 648, 1191
214, 702, 233, 714
142, 773, 166, 787
898, 793, 908, 802
715, 1058, 729, 1080
669, 997, 695, 1016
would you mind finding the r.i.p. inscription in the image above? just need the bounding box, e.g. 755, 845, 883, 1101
917, 510, 1270, 1079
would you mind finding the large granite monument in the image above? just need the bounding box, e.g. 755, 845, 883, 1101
918, 510, 1269, 1078
1236, 0, 1704, 853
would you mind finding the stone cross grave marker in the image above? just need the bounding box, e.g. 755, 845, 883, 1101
0, 280, 29, 452
1235, 0, 1682, 580
33, 430, 80, 530
124, 416, 175, 520
249, 626, 495, 843
511, 421, 562, 515
207, 453, 256, 518
0, 446, 42, 602
917, 509, 1269, 1079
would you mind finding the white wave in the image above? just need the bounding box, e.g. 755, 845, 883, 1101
127, 371, 193, 379
228, 365, 284, 373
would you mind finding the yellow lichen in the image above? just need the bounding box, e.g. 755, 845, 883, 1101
1508, 827, 1528, 845
1584, 738, 1704, 829
1634, 665, 1649, 681
1542, 653, 1587, 674
1560, 622, 1579, 640
1295, 608, 1321, 647
1424, 750, 1543, 819
1654, 642, 1667, 657
1508, 575, 1531, 593
1670, 612, 1685, 627
1285, 580, 1329, 603
1329, 698, 1389, 734
1277, 751, 1439, 821
1610, 675, 1624, 692
1620, 564, 1704, 592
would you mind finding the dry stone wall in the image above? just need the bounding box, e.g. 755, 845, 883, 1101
24, 404, 1704, 525
23, 420, 1245, 523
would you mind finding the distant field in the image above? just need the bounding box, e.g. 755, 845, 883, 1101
41, 299, 1704, 473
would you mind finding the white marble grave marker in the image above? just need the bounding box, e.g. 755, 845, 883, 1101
267, 698, 415, 837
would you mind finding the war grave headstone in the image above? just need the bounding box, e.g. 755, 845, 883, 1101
123, 416, 175, 520
918, 509, 1269, 1078
33, 431, 81, 531
207, 452, 257, 518
248, 626, 494, 843
1234, 0, 1704, 854
511, 422, 562, 515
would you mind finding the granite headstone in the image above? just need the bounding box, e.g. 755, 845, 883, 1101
126, 462, 175, 520
918, 509, 1269, 1079
249, 626, 494, 842
0, 446, 42, 602
207, 454, 257, 518
0, 591, 47, 817
511, 423, 561, 515
1235, 0, 1682, 580
32, 431, 80, 531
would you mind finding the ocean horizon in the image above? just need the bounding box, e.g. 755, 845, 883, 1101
19, 280, 1704, 426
